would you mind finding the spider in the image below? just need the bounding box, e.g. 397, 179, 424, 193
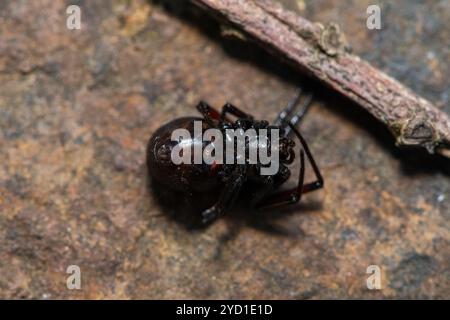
147, 89, 324, 224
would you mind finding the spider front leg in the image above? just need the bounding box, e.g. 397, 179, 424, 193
257, 124, 324, 209
274, 89, 302, 126
221, 103, 254, 121
250, 164, 289, 210
201, 165, 247, 224
273, 88, 314, 136
196, 101, 222, 127
291, 123, 324, 193
283, 93, 313, 137
256, 150, 306, 209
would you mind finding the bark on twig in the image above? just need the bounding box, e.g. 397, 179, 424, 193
191, 0, 450, 158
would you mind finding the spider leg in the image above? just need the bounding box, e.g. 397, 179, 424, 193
256, 150, 306, 209
288, 93, 313, 127
290, 122, 324, 193
256, 123, 323, 209
274, 88, 302, 126
196, 101, 221, 127
250, 164, 290, 211
283, 93, 313, 137
221, 102, 254, 121
201, 165, 247, 224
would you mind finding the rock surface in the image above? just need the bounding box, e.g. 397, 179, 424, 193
0, 0, 448, 299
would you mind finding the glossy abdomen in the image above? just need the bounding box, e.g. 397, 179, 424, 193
147, 117, 223, 194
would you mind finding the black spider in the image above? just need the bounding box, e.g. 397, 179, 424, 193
147, 89, 324, 224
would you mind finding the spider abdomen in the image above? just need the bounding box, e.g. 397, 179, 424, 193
147, 117, 223, 194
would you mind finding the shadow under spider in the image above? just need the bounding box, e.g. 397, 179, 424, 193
148, 170, 322, 236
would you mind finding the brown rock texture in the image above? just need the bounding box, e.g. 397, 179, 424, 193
0, 0, 449, 299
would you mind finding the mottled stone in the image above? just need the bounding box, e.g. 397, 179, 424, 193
0, 0, 448, 299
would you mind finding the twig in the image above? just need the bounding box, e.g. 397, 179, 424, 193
191, 0, 450, 158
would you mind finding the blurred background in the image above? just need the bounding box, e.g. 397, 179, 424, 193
0, 0, 449, 299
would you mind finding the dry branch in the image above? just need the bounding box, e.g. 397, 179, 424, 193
191, 0, 450, 158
